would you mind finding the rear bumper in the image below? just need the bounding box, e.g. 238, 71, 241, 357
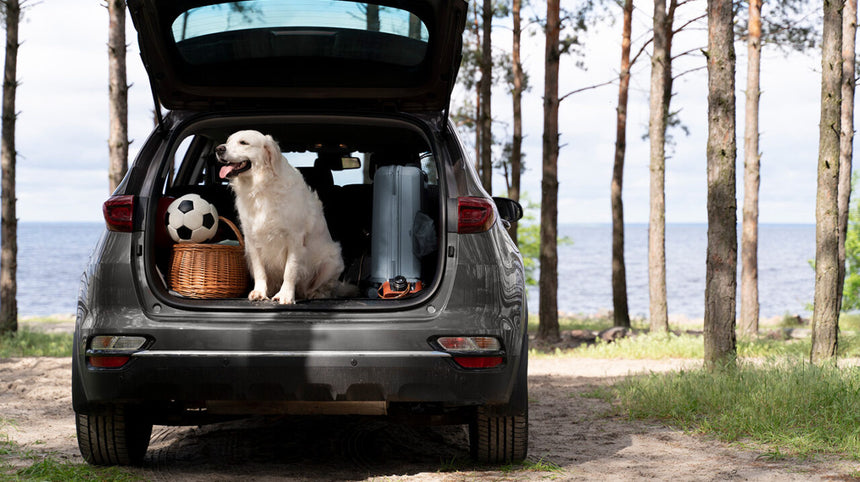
75, 346, 520, 419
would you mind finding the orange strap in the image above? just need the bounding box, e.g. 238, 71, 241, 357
378, 280, 424, 299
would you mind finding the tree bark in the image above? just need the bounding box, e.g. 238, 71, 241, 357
479, 0, 493, 194
108, 0, 128, 193
740, 0, 762, 336
811, 0, 844, 364
611, 0, 633, 328
473, 5, 481, 174
648, 0, 674, 333
837, 0, 857, 311
538, 0, 560, 342
509, 0, 523, 245
366, 4, 379, 31
0, 0, 20, 335
704, 0, 738, 370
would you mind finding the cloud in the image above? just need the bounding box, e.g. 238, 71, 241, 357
6, 0, 831, 223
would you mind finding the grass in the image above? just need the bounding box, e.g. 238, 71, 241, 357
527, 313, 649, 333
0, 328, 72, 357
500, 457, 564, 474
0, 420, 138, 482
614, 360, 860, 459
528, 312, 860, 360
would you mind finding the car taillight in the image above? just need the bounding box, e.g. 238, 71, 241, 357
457, 197, 495, 233
86, 335, 147, 369
435, 336, 504, 369
103, 195, 135, 232
452, 356, 504, 368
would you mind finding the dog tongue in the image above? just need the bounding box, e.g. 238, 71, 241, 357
219, 164, 236, 179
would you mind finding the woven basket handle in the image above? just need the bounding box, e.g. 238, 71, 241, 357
219, 216, 244, 248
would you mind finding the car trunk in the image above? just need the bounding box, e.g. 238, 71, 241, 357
146, 114, 446, 309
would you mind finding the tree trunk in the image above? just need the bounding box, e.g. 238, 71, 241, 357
538, 0, 560, 342
740, 0, 762, 336
479, 0, 493, 194
108, 0, 128, 193
704, 0, 738, 370
366, 4, 379, 31
611, 0, 633, 328
473, 5, 481, 174
811, 0, 844, 364
509, 0, 523, 245
648, 0, 673, 333
0, 0, 20, 336
838, 0, 857, 311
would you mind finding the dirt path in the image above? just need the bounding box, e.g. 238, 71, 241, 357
2, 356, 858, 481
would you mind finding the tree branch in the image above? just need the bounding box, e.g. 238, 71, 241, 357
673, 13, 707, 35
673, 65, 706, 80
630, 37, 654, 66
559, 78, 616, 102
671, 45, 706, 61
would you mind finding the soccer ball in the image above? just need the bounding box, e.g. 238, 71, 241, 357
165, 194, 219, 243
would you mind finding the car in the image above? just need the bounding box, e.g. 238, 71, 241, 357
74, 0, 528, 466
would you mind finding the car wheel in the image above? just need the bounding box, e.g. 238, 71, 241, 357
76, 405, 152, 466
469, 406, 528, 464
469, 336, 529, 464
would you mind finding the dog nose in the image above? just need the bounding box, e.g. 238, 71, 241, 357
215, 145, 226, 155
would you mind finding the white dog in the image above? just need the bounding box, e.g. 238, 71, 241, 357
215, 130, 345, 304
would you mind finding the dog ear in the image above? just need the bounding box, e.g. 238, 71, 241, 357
263, 135, 280, 168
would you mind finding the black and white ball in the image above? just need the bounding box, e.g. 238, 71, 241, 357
165, 194, 219, 243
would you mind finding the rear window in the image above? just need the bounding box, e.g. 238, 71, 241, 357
171, 0, 430, 66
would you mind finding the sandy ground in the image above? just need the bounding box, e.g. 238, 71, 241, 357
4, 354, 860, 481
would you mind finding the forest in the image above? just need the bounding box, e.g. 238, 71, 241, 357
446, 0, 853, 368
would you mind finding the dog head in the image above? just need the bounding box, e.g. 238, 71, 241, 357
215, 130, 281, 179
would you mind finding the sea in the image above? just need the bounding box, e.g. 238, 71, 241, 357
11, 222, 816, 320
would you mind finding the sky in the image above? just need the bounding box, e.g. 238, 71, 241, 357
13, 0, 827, 224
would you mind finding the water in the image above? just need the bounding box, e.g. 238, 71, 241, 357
17, 222, 104, 317
530, 223, 816, 320
7, 222, 816, 319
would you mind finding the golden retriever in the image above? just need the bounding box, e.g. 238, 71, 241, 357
215, 130, 345, 304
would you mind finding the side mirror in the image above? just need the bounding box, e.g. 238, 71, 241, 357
492, 197, 523, 223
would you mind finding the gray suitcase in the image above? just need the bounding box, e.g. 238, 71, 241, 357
370, 165, 424, 288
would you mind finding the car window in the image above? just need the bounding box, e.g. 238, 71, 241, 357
171, 1, 429, 67
420, 152, 438, 185
286, 151, 365, 186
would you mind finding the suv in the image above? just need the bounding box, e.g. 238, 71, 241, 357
74, 0, 527, 466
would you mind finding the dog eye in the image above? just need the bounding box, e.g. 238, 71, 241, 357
239, 140, 248, 145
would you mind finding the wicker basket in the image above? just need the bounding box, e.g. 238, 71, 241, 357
168, 217, 249, 299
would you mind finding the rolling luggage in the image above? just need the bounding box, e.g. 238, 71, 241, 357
370, 165, 425, 295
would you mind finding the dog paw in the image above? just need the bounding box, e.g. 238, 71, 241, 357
273, 292, 295, 305
248, 290, 269, 301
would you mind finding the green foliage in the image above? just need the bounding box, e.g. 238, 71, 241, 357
577, 332, 706, 359
0, 328, 73, 357
526, 312, 642, 333
14, 458, 141, 482
501, 457, 564, 473
516, 194, 572, 286
840, 312, 860, 331
525, 312, 860, 359
0, 419, 138, 482
734, 0, 819, 52
616, 361, 860, 458
844, 191, 860, 311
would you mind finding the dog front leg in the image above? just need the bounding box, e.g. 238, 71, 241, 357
273, 247, 302, 305
246, 241, 269, 301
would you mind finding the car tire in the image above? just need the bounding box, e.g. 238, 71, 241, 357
469, 406, 528, 464
76, 405, 152, 466
469, 336, 529, 464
